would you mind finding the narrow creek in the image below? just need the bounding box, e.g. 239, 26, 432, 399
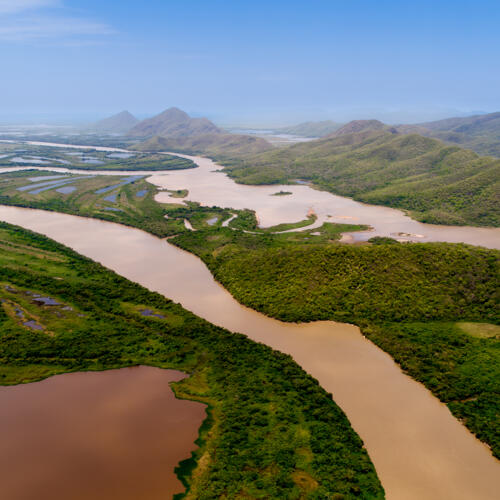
0, 205, 498, 500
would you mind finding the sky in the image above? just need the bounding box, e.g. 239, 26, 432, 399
0, 0, 499, 125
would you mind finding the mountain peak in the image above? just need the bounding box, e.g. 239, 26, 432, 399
330, 119, 387, 137
156, 107, 190, 122
129, 107, 221, 137
86, 110, 139, 134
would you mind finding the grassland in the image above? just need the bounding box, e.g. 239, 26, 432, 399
220, 130, 500, 227
0, 221, 384, 499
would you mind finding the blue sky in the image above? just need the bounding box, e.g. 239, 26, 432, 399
0, 0, 499, 125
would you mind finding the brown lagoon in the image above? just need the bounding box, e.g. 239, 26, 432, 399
0, 366, 206, 500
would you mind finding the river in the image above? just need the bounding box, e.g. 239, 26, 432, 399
1, 140, 499, 248
0, 205, 498, 500
0, 366, 206, 500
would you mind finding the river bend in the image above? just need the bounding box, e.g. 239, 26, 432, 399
0, 205, 498, 500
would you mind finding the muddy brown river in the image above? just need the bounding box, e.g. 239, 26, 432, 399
0, 205, 498, 500
2, 140, 499, 248
150, 153, 500, 247
0, 366, 206, 500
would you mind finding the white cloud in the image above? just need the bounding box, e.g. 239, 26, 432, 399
0, 16, 114, 41
0, 0, 114, 42
0, 0, 59, 15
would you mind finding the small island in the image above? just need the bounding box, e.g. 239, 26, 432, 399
168, 189, 189, 198
271, 190, 292, 196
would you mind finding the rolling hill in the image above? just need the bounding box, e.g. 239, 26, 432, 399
329, 119, 390, 136
134, 131, 272, 156
221, 124, 500, 227
397, 112, 500, 157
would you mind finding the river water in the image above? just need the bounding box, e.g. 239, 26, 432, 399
1, 140, 499, 248
0, 205, 498, 500
0, 366, 206, 500
150, 153, 500, 247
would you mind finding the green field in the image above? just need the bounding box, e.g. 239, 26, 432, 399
0, 221, 384, 499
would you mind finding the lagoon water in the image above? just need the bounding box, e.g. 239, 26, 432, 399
0, 366, 206, 500
0, 205, 498, 500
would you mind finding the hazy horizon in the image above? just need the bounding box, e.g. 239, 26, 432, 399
0, 0, 499, 126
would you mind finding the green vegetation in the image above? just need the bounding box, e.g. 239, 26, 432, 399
397, 111, 500, 158
1, 154, 499, 467
171, 232, 500, 459
0, 171, 364, 242
0, 134, 135, 149
271, 190, 292, 196
367, 236, 400, 245
0, 171, 231, 238
363, 321, 500, 457
0, 143, 195, 171
220, 130, 500, 227
134, 132, 272, 157
0, 221, 383, 499
227, 209, 328, 233
168, 188, 189, 198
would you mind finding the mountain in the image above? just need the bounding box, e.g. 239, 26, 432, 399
130, 107, 273, 157
129, 107, 221, 137
274, 120, 343, 138
134, 132, 272, 157
221, 123, 500, 227
397, 112, 500, 157
330, 119, 390, 136
86, 110, 139, 134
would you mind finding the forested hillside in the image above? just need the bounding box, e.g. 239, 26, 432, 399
397, 112, 500, 157
221, 129, 500, 226
173, 227, 500, 458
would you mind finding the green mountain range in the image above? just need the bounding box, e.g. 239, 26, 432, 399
396, 111, 500, 157
221, 123, 500, 227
